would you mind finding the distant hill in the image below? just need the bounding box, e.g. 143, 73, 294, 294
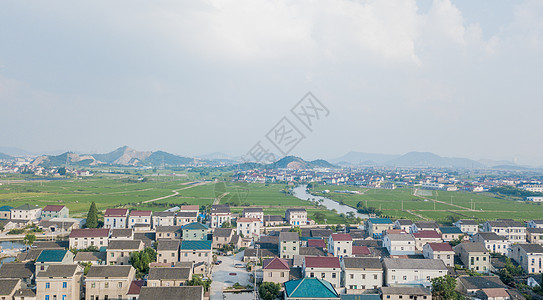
332, 151, 400, 165
0, 147, 33, 157
32, 146, 194, 167
269, 156, 335, 169
0, 152, 14, 160
384, 152, 485, 168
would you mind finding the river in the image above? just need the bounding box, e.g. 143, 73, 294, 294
0, 240, 25, 265
292, 185, 369, 219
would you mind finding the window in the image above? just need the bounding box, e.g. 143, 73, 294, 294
350, 274, 354, 279
118, 282, 122, 288
46, 296, 50, 300
105, 282, 109, 288
332, 273, 336, 278
373, 274, 378, 280
403, 276, 407, 280
91, 283, 96, 288
63, 296, 67, 300
46, 283, 50, 289
310, 272, 314, 277
62, 282, 67, 288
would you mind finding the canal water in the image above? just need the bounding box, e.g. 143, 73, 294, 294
0, 240, 25, 265
292, 185, 369, 219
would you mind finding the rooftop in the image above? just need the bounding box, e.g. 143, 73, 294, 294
237, 217, 260, 223
383, 258, 448, 270
457, 219, 478, 225
107, 240, 143, 250
304, 256, 340, 269
476, 232, 508, 241
139, 286, 203, 300
130, 210, 152, 217
368, 218, 392, 224
412, 230, 441, 239
386, 233, 415, 241
157, 239, 180, 251
331, 233, 352, 241
458, 276, 507, 290
180, 240, 212, 250
0, 263, 35, 279
455, 242, 488, 253
42, 205, 65, 212
280, 232, 300, 242
263, 257, 289, 270
439, 226, 463, 234
342, 257, 382, 269
213, 228, 233, 238
517, 243, 543, 254
307, 239, 326, 248
284, 277, 339, 299
0, 279, 20, 296
36, 249, 69, 263
427, 243, 454, 252
70, 228, 110, 238
86, 265, 134, 278
111, 228, 133, 238
104, 208, 129, 217
148, 267, 191, 281
13, 204, 40, 211
243, 207, 263, 213
37, 264, 79, 278
381, 286, 431, 295
182, 222, 208, 230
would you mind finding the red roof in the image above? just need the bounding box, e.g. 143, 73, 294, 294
412, 230, 441, 239
427, 243, 453, 252
307, 239, 326, 248
130, 210, 152, 217
237, 218, 260, 223
70, 228, 110, 238
127, 280, 145, 295
331, 233, 352, 241
385, 229, 407, 234
104, 208, 129, 217
263, 257, 289, 270
352, 246, 371, 255
43, 205, 65, 212
304, 256, 340, 268
180, 205, 199, 211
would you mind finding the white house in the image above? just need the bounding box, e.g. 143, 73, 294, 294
454, 219, 479, 236
471, 232, 510, 256
341, 257, 383, 292
128, 210, 152, 228
69, 228, 110, 250
103, 208, 129, 229
383, 233, 416, 255
10, 204, 42, 221
423, 243, 454, 267
383, 258, 448, 288
210, 205, 232, 228
236, 217, 261, 240
303, 256, 341, 288
328, 234, 353, 257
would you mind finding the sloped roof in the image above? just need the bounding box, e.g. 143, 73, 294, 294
457, 219, 478, 225
458, 276, 507, 290
36, 249, 69, 263
237, 217, 260, 223
0, 205, 13, 211
148, 267, 191, 281
107, 240, 142, 251
74, 251, 106, 262
352, 246, 371, 256
427, 243, 453, 252
127, 280, 145, 295
476, 232, 508, 241
0, 279, 20, 296
284, 277, 339, 298
182, 222, 208, 230
517, 243, 543, 254
396, 219, 413, 225
280, 232, 300, 242
387, 233, 415, 241
86, 265, 134, 278
263, 257, 289, 270
412, 230, 441, 239
310, 229, 333, 238
381, 286, 431, 295
130, 210, 152, 217
342, 257, 382, 269
42, 205, 65, 212
139, 286, 203, 300
368, 218, 392, 224
439, 226, 463, 234
157, 239, 180, 251
213, 228, 233, 238
37, 264, 79, 278
383, 258, 447, 270
455, 242, 488, 253
307, 239, 326, 248
111, 229, 133, 238
13, 204, 40, 211
180, 240, 212, 250
156, 226, 182, 233
0, 263, 35, 279
304, 256, 340, 268
243, 207, 263, 213
104, 208, 128, 217
331, 233, 352, 241
70, 228, 109, 238
179, 205, 199, 211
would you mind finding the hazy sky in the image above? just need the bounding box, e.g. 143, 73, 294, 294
1, 0, 542, 164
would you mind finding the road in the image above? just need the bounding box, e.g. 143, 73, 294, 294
141, 181, 211, 204
210, 251, 252, 300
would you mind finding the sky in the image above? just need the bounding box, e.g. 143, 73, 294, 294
1, 0, 542, 165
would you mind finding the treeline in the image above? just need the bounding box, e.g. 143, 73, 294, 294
489, 186, 543, 198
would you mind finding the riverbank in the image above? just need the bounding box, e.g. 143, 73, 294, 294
292, 185, 368, 219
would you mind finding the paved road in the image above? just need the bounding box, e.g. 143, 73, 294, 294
210, 251, 252, 300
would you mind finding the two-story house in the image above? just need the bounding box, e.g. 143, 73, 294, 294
394, 219, 413, 232
41, 205, 69, 220
242, 208, 264, 221
36, 264, 83, 300
236, 218, 261, 240
279, 232, 299, 259
454, 242, 490, 273
341, 257, 382, 291
454, 219, 479, 236
182, 222, 208, 241
527, 228, 543, 244
156, 226, 182, 240
510, 244, 543, 274
103, 208, 129, 229
179, 240, 212, 274
367, 218, 394, 239
262, 257, 290, 284
85, 265, 135, 300
328, 234, 352, 257
175, 212, 198, 226
152, 211, 176, 228
482, 219, 526, 242
212, 228, 234, 249
157, 239, 180, 264
10, 204, 41, 222
210, 205, 232, 228
147, 267, 192, 287
69, 228, 110, 250
285, 209, 307, 226
472, 232, 510, 256
128, 210, 152, 228
412, 230, 443, 251
422, 243, 454, 267
382, 258, 447, 287
383, 233, 415, 255
303, 256, 341, 288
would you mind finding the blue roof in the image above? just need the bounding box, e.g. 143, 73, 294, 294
0, 206, 13, 211
341, 295, 380, 300
284, 278, 339, 298
182, 222, 208, 230
37, 249, 69, 262
301, 237, 323, 241
180, 240, 212, 250
368, 218, 392, 224
439, 226, 463, 234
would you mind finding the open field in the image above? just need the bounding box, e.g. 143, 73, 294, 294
309, 184, 543, 222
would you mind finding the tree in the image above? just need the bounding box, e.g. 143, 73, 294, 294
57, 167, 67, 176
259, 282, 281, 300
86, 202, 99, 228
130, 247, 157, 278
431, 275, 462, 300
188, 274, 212, 292
313, 212, 326, 223
289, 226, 302, 236
23, 233, 36, 246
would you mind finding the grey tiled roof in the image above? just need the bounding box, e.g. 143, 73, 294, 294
342, 257, 382, 269
37, 264, 79, 278
280, 232, 300, 242
383, 258, 447, 270
381, 286, 430, 295
157, 239, 180, 251
148, 267, 191, 281
86, 265, 133, 278
0, 263, 35, 279
139, 286, 203, 300
0, 279, 20, 296
107, 240, 142, 250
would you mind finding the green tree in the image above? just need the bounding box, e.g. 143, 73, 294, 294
188, 274, 212, 292
80, 262, 92, 275
23, 233, 36, 246
431, 275, 462, 300
130, 247, 157, 278
86, 202, 99, 228
313, 212, 326, 223
289, 226, 302, 236
57, 167, 67, 176
259, 282, 281, 300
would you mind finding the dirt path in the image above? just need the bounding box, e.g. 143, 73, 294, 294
213, 192, 230, 205
141, 181, 211, 204
405, 210, 428, 220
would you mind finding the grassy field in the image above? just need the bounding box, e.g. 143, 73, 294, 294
309, 184, 543, 222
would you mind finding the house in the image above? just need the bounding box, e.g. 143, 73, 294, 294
35, 250, 75, 274
280, 232, 300, 259
0, 263, 35, 289
454, 219, 479, 236
36, 264, 83, 300
394, 219, 413, 232
382, 258, 448, 287
179, 240, 212, 274
209, 205, 232, 228
182, 222, 209, 241
74, 252, 107, 265
303, 256, 341, 288
244, 248, 277, 263
456, 276, 508, 296
262, 257, 290, 284
85, 265, 136, 300
307, 239, 326, 251
383, 233, 415, 255
341, 257, 382, 292
103, 208, 129, 229
38, 219, 77, 234
348, 229, 365, 241
454, 242, 491, 273
69, 228, 110, 250
10, 204, 42, 221
439, 226, 464, 242
106, 240, 144, 265
212, 228, 234, 249
128, 210, 152, 228
284, 278, 340, 300
157, 239, 180, 264
367, 218, 393, 239
40, 205, 69, 220
179, 205, 199, 213
156, 226, 183, 239
423, 243, 454, 267
126, 280, 144, 300
147, 267, 192, 287
264, 215, 284, 227
243, 207, 264, 221
352, 246, 372, 257
138, 286, 204, 300
475, 288, 512, 300
328, 234, 353, 257
153, 211, 176, 228
510, 244, 543, 274
412, 230, 443, 251
411, 221, 440, 233
0, 205, 13, 219
380, 286, 432, 300
286, 208, 307, 226
472, 232, 510, 256
175, 211, 198, 226
110, 228, 134, 240
236, 217, 261, 239
527, 220, 543, 229
482, 219, 526, 242
527, 228, 543, 244
0, 279, 21, 299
